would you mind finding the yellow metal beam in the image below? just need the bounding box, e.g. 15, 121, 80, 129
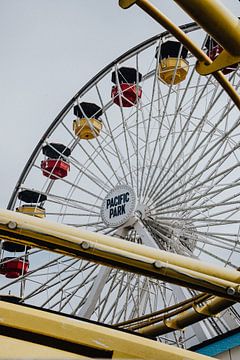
173, 0, 240, 74
138, 296, 234, 337
0, 300, 214, 359
1, 209, 240, 301
118, 0, 240, 108
116, 292, 234, 337
173, 0, 240, 56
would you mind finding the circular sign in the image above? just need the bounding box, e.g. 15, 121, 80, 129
101, 185, 136, 227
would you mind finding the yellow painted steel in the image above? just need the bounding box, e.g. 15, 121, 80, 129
119, 0, 137, 8
173, 0, 240, 74
173, 0, 240, 56
0, 209, 240, 301
115, 292, 234, 337
0, 300, 215, 359
116, 293, 210, 329
0, 335, 86, 359
138, 296, 234, 337
119, 0, 240, 109
196, 50, 240, 76
115, 294, 233, 337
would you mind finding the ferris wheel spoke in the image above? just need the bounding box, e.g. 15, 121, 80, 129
79, 141, 120, 186
191, 229, 240, 248
69, 220, 104, 228
46, 276, 90, 312
153, 110, 239, 208
191, 199, 240, 221
154, 177, 240, 219
32, 163, 104, 201
188, 160, 240, 216
194, 236, 240, 255
113, 65, 137, 187
0, 251, 62, 292
69, 155, 111, 193
88, 134, 126, 182
194, 245, 237, 267
155, 198, 240, 217
95, 85, 129, 183
153, 142, 240, 211
179, 146, 230, 217
145, 75, 214, 204
147, 89, 233, 206
114, 273, 140, 322
145, 222, 193, 256
95, 270, 120, 321
143, 57, 198, 201
175, 112, 226, 206
108, 272, 130, 324
111, 274, 147, 323
24, 259, 83, 302
62, 121, 118, 187
45, 193, 101, 212
139, 51, 160, 199
180, 96, 240, 208
100, 272, 129, 323
57, 266, 98, 313
135, 53, 141, 197
40, 262, 97, 310
18, 189, 101, 219
100, 272, 147, 323
184, 143, 240, 216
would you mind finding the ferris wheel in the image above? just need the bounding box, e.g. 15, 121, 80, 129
0, 21, 240, 349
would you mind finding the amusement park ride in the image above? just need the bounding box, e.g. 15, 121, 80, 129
1, 0, 240, 358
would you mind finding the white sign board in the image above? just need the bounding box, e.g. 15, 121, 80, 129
101, 185, 136, 227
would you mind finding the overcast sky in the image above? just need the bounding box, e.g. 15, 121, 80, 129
0, 0, 239, 209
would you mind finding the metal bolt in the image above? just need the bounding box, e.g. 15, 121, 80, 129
226, 287, 236, 296
81, 241, 90, 250
7, 221, 17, 230
153, 260, 162, 269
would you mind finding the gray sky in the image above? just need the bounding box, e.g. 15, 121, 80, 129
0, 0, 239, 208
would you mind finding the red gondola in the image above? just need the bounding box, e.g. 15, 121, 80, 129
111, 67, 142, 107
41, 143, 71, 179
0, 257, 29, 279
41, 159, 70, 179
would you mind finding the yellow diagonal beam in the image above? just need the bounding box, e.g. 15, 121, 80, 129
0, 209, 240, 301
173, 0, 240, 56
138, 296, 234, 336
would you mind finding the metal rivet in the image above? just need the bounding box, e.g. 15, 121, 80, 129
7, 221, 17, 230
226, 287, 236, 296
81, 241, 90, 250
153, 260, 162, 269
